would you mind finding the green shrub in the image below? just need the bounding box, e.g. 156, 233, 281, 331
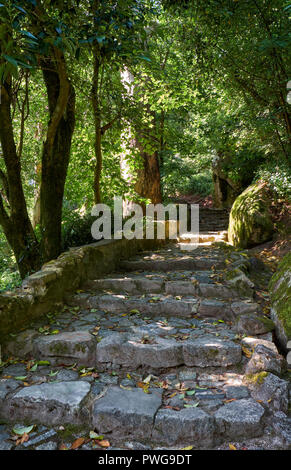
255, 163, 291, 200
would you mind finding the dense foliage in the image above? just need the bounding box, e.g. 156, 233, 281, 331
0, 0, 290, 289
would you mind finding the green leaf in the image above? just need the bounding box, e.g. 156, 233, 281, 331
3, 55, 18, 68
13, 425, 34, 436
21, 30, 37, 41
186, 390, 196, 396
89, 431, 104, 440
37, 360, 50, 366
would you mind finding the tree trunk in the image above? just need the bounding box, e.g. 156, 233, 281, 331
40, 52, 75, 262
91, 43, 103, 205
0, 75, 40, 278
120, 68, 162, 210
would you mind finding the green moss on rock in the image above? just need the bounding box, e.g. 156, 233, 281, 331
228, 182, 274, 248
245, 371, 269, 385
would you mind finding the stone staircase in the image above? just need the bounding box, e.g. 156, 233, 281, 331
199, 208, 229, 232
0, 242, 290, 450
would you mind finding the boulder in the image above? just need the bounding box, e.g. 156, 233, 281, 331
228, 182, 274, 248
245, 344, 285, 376
245, 372, 289, 413
234, 314, 275, 335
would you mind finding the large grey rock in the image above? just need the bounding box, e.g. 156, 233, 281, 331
245, 344, 285, 376
33, 331, 96, 366
92, 386, 162, 438
153, 407, 215, 447
241, 336, 278, 354
214, 398, 265, 440
247, 373, 289, 413
6, 381, 91, 425
270, 412, 291, 445
235, 314, 275, 335
183, 336, 242, 367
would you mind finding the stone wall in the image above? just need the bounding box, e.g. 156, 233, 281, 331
0, 222, 177, 343
269, 252, 291, 350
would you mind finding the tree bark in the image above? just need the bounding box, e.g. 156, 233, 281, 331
0, 77, 40, 278
40, 51, 75, 262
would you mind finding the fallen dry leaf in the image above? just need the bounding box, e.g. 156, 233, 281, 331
16, 433, 29, 446
70, 437, 86, 450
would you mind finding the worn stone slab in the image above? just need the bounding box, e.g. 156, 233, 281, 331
214, 398, 265, 440
89, 294, 197, 317
0, 379, 20, 400
183, 336, 242, 367
88, 277, 164, 294
165, 281, 197, 296
153, 407, 215, 447
6, 381, 91, 425
96, 332, 184, 369
231, 301, 259, 316
92, 386, 162, 438
119, 257, 225, 272
224, 386, 250, 400
199, 284, 239, 300
96, 332, 128, 365
198, 300, 231, 320
4, 329, 39, 357
33, 331, 96, 366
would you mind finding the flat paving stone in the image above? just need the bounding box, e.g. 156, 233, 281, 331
6, 381, 91, 426
92, 386, 162, 438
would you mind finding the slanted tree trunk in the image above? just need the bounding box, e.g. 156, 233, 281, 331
0, 75, 40, 278
40, 50, 75, 262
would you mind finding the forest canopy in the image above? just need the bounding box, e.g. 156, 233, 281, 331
0, 0, 290, 288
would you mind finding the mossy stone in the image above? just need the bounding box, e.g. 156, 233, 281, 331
228, 182, 274, 248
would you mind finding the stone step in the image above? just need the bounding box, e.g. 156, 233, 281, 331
84, 276, 242, 300
178, 231, 228, 244
30, 327, 242, 370
68, 292, 259, 320
119, 257, 225, 272
96, 331, 242, 369
1, 381, 267, 448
